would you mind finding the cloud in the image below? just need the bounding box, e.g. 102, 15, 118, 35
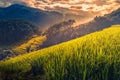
0, 0, 120, 15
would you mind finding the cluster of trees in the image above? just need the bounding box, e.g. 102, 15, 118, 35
42, 19, 76, 47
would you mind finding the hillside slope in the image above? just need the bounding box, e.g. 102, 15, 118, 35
0, 25, 120, 80
0, 36, 46, 60
0, 19, 39, 45
0, 19, 40, 60
41, 8, 120, 48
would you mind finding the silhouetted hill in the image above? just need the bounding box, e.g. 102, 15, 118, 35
42, 20, 76, 46
42, 8, 120, 47
0, 19, 38, 45
0, 4, 63, 29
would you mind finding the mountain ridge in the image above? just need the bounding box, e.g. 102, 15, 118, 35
0, 4, 64, 29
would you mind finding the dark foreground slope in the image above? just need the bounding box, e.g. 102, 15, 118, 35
0, 19, 41, 60
0, 19, 38, 45
0, 25, 120, 80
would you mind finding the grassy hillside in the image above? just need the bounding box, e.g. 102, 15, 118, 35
0, 25, 120, 80
0, 36, 46, 60
13, 36, 46, 54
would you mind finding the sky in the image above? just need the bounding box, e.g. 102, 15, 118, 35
0, 0, 120, 15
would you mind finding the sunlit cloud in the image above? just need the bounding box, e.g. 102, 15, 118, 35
0, 0, 120, 16
29, 0, 120, 15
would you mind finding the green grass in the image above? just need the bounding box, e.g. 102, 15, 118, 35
0, 36, 46, 60
0, 25, 120, 80
12, 36, 46, 54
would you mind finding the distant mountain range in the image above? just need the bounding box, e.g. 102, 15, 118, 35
0, 4, 93, 29
0, 4, 64, 29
